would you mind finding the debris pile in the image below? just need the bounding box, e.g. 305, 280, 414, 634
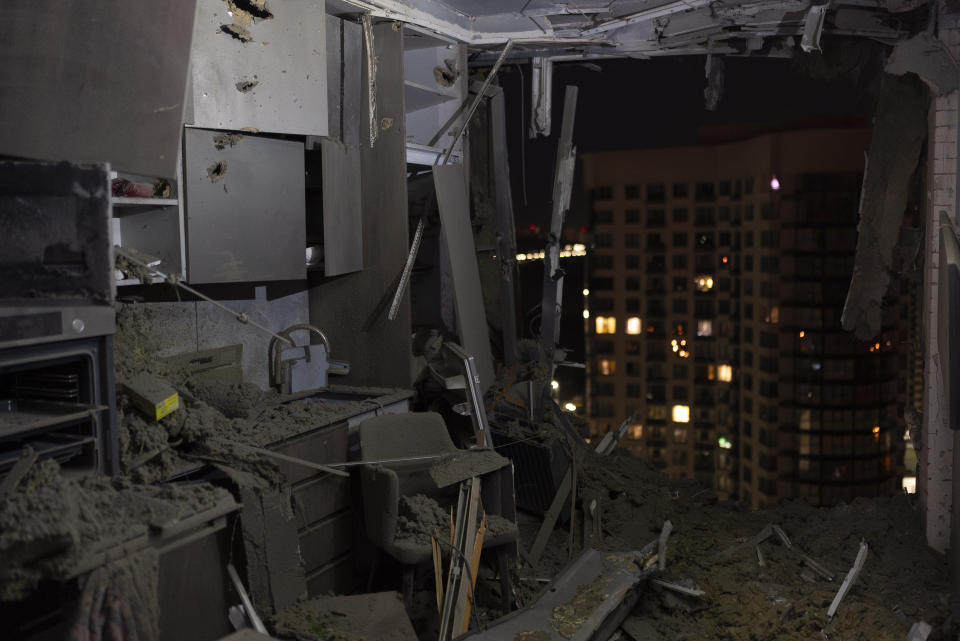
396, 494, 450, 546
0, 458, 232, 601
514, 441, 955, 641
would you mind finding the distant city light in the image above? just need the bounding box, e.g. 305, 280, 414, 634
872, 425, 880, 440
583, 309, 590, 319
799, 330, 805, 338
564, 402, 577, 412
551, 380, 560, 390
721, 255, 729, 264
770, 176, 781, 190
583, 288, 590, 296
514, 244, 587, 262
718, 437, 733, 449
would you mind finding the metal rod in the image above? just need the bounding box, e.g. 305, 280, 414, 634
388, 217, 425, 321
324, 454, 446, 467
442, 40, 514, 165
227, 563, 267, 634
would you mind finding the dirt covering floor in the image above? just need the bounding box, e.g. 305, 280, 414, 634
518, 447, 955, 641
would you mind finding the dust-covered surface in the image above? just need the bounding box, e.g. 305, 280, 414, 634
0, 459, 231, 601
114, 304, 413, 480
550, 573, 611, 638
430, 449, 511, 488
395, 494, 449, 546
518, 445, 956, 641
272, 592, 418, 641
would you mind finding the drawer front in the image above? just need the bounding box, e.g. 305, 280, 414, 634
293, 474, 351, 529
271, 422, 348, 484
306, 553, 354, 597
299, 511, 353, 571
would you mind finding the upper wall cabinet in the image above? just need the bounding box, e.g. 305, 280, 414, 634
186, 0, 328, 136
183, 127, 305, 283
0, 0, 196, 178
403, 26, 467, 165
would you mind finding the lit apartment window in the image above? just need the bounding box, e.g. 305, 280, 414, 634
629, 424, 643, 439
595, 316, 616, 334
697, 320, 713, 337
718, 364, 733, 382
626, 317, 642, 335
599, 359, 616, 376
672, 404, 690, 423
695, 276, 714, 292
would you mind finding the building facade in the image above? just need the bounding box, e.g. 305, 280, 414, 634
582, 129, 906, 508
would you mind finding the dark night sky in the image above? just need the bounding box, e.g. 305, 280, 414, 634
499, 54, 876, 231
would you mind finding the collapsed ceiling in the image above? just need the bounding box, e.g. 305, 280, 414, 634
331, 0, 930, 59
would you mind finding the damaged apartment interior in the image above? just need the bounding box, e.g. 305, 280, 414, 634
3, 0, 960, 640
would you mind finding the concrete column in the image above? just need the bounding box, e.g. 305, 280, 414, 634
921, 9, 960, 554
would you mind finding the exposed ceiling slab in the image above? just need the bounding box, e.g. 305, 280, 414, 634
339, 0, 928, 61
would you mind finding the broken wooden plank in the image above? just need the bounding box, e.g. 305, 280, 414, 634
651, 578, 705, 598
801, 553, 835, 581
771, 524, 792, 549
528, 464, 573, 566
440, 477, 481, 641
827, 539, 869, 618
433, 528, 444, 615
658, 520, 673, 570
462, 514, 487, 634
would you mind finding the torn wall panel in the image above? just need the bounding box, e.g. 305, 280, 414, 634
434, 165, 496, 392
886, 32, 960, 96
841, 74, 928, 340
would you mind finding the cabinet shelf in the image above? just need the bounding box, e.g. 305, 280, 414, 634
112, 197, 179, 208
404, 80, 458, 113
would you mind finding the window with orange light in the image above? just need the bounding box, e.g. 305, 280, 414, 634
595, 316, 616, 334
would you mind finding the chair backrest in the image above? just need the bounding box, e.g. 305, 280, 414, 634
359, 411, 458, 462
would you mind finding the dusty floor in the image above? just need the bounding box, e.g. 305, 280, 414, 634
517, 448, 955, 641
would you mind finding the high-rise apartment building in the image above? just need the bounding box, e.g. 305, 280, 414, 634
582, 129, 906, 508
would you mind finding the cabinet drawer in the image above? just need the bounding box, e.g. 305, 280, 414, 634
293, 474, 351, 529
270, 422, 348, 484
299, 511, 353, 572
